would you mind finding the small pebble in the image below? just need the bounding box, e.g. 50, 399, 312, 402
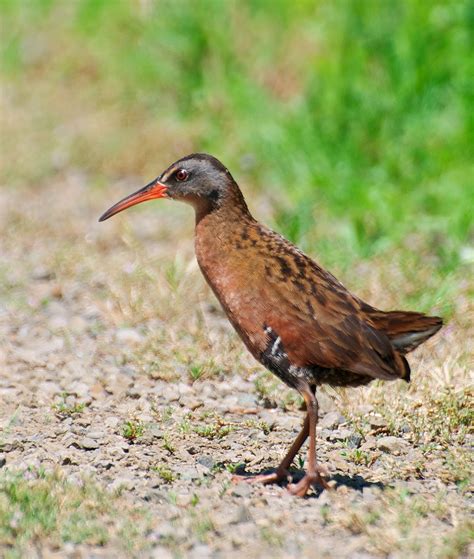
231, 483, 253, 498
80, 437, 100, 450
197, 455, 215, 470
377, 436, 409, 454
369, 415, 387, 429
319, 411, 346, 430
115, 328, 144, 345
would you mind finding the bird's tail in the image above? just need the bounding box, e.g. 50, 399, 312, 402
368, 309, 443, 355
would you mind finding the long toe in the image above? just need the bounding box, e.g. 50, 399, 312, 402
231, 470, 288, 486
316, 471, 331, 491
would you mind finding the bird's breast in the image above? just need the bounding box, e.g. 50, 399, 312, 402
193, 214, 343, 374
194, 220, 271, 356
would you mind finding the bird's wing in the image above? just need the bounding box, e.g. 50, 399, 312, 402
255, 229, 406, 380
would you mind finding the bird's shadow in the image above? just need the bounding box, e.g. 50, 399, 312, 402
234, 466, 385, 498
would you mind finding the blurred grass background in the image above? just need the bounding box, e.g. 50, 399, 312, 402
1, 0, 472, 314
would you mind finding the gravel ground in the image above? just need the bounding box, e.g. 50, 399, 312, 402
0, 179, 472, 558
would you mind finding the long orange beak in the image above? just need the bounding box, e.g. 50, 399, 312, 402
98, 179, 168, 222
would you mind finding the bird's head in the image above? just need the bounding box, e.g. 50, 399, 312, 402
99, 153, 244, 222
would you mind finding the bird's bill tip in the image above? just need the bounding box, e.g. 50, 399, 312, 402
98, 180, 168, 222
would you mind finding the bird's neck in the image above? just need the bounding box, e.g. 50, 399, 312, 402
194, 190, 255, 265
194, 184, 252, 229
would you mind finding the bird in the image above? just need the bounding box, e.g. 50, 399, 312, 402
99, 153, 443, 497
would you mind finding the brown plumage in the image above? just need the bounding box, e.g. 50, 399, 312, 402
99, 153, 443, 496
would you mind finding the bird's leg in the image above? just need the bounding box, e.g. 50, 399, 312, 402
232, 415, 309, 485
287, 385, 329, 497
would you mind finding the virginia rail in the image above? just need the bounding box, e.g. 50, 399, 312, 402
100, 153, 443, 496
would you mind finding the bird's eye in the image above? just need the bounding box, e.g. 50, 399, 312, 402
176, 169, 188, 181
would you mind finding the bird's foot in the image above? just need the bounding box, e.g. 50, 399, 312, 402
287, 464, 330, 497
231, 468, 289, 486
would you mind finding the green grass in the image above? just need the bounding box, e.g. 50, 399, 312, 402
328, 486, 473, 557
0, 470, 150, 557
0, 0, 472, 299
343, 383, 473, 485
349, 385, 473, 448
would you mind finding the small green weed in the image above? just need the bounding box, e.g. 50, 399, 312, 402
188, 358, 219, 382
189, 364, 205, 381
341, 449, 373, 467
194, 423, 232, 440
122, 420, 144, 441
162, 434, 176, 454
192, 514, 214, 543
225, 462, 245, 474
152, 465, 176, 484
243, 419, 271, 435
296, 455, 305, 470
51, 393, 85, 417
260, 526, 284, 547
179, 415, 192, 434
162, 407, 174, 422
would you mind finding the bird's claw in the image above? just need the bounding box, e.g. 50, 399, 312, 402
231, 462, 331, 497
287, 465, 331, 497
